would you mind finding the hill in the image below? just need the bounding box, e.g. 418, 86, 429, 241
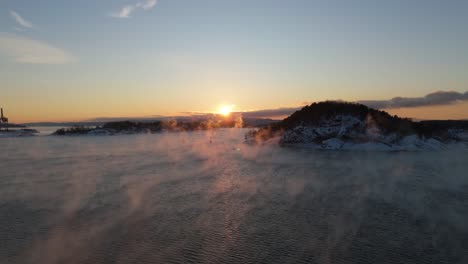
245, 101, 467, 150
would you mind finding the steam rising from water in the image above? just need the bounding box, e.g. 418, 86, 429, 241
1, 129, 468, 263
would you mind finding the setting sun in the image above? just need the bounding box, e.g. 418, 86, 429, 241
2, 2, 468, 263
218, 105, 233, 116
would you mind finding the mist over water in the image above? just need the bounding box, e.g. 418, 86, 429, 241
1, 129, 468, 264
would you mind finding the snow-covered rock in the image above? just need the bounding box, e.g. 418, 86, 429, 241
280, 115, 365, 144
87, 128, 114, 136
341, 142, 393, 151
380, 133, 399, 145
0, 129, 38, 138
322, 138, 344, 149
448, 129, 468, 141
400, 135, 421, 146
281, 125, 318, 144
279, 117, 448, 151
423, 138, 443, 150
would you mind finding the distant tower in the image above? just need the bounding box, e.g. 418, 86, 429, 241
0, 108, 8, 131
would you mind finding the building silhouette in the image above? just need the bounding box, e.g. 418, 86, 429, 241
0, 108, 9, 131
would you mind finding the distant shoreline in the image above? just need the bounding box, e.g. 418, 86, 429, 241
2, 102, 468, 152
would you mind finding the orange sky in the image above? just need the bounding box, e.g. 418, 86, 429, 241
385, 101, 468, 120
2, 1, 468, 124
4, 101, 467, 124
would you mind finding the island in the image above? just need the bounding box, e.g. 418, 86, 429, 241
245, 101, 468, 150
52, 116, 255, 136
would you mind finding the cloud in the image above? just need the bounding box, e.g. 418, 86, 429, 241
9, 10, 33, 28
78, 91, 468, 123
236, 91, 468, 119
111, 5, 136, 18
241, 107, 300, 119
111, 0, 158, 18
0, 33, 75, 64
137, 0, 158, 10
358, 91, 468, 109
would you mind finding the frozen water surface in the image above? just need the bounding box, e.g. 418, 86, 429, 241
1, 129, 468, 263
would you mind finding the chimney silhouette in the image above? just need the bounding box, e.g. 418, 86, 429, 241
1, 108, 3, 119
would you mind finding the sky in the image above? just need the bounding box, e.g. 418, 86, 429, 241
1, 0, 468, 122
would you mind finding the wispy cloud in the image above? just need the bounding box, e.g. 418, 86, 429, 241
111, 0, 158, 18
111, 5, 136, 18
9, 10, 33, 29
137, 0, 158, 10
358, 91, 468, 109
0, 33, 75, 64
241, 107, 300, 119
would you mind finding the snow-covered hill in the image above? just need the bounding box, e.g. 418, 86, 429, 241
245, 101, 467, 151
279, 115, 446, 150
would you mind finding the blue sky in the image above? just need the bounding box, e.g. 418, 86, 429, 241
1, 0, 468, 121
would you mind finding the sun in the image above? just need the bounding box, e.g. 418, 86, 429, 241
218, 105, 233, 116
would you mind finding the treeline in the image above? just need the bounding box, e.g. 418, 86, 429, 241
268, 101, 414, 135
53, 119, 243, 135
54, 126, 95, 135
413, 120, 468, 138
285, 101, 410, 130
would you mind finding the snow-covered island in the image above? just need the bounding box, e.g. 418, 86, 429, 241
245, 101, 468, 151
52, 118, 245, 136
0, 129, 39, 138
0, 123, 39, 138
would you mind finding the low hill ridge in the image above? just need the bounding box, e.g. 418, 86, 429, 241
245, 101, 467, 150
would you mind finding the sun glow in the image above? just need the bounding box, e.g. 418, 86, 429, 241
218, 105, 233, 116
